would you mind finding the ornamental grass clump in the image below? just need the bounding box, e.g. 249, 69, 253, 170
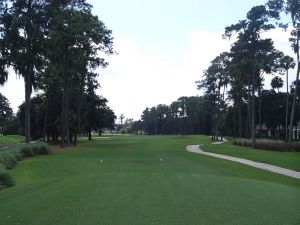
233, 138, 300, 152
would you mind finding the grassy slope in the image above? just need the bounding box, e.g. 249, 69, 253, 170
202, 142, 300, 171
0, 135, 24, 146
0, 135, 299, 225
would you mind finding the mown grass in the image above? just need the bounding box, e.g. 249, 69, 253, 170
203, 141, 300, 171
0, 135, 299, 225
0, 135, 24, 146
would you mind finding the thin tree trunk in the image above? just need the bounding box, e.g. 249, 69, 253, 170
25, 73, 31, 143
238, 93, 242, 138
285, 70, 289, 142
43, 97, 48, 142
247, 84, 252, 139
258, 87, 262, 139
88, 128, 92, 140
61, 72, 67, 148
288, 35, 300, 144
211, 99, 216, 141
65, 78, 70, 146
74, 133, 77, 146
251, 55, 256, 147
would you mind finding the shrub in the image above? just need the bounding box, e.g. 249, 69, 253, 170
19, 145, 35, 157
233, 138, 300, 152
32, 142, 51, 155
0, 141, 51, 191
0, 169, 15, 190
0, 152, 18, 170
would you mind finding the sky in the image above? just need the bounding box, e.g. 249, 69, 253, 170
0, 0, 296, 121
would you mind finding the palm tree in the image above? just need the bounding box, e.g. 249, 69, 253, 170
279, 55, 295, 141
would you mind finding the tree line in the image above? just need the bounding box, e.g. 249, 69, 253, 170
0, 0, 115, 147
139, 0, 300, 145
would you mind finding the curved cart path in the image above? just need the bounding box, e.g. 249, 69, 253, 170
186, 145, 300, 180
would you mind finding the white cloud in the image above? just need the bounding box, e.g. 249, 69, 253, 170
99, 32, 234, 120
0, 28, 298, 121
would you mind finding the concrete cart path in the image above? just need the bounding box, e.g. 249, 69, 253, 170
186, 145, 300, 180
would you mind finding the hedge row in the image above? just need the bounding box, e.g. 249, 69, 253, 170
233, 138, 300, 152
0, 142, 51, 191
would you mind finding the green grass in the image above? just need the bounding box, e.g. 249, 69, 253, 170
202, 141, 300, 171
0, 135, 24, 146
0, 135, 299, 225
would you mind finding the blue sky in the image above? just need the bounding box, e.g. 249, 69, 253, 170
90, 0, 265, 53
0, 0, 295, 121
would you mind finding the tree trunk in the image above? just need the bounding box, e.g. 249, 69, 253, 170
43, 97, 48, 142
24, 73, 31, 143
251, 54, 256, 147
285, 70, 289, 142
238, 95, 242, 138
74, 132, 77, 146
258, 87, 262, 139
61, 72, 67, 148
88, 128, 92, 140
288, 35, 300, 144
65, 78, 70, 146
211, 99, 215, 141
247, 84, 252, 139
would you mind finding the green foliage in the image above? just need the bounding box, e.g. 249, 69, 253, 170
0, 151, 19, 169
18, 142, 52, 158
141, 96, 212, 135
0, 169, 15, 190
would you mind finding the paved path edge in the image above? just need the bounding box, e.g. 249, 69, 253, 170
186, 145, 300, 180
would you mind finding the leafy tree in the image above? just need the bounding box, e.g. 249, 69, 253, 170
141, 96, 212, 136
44, 0, 114, 147
224, 5, 281, 146
197, 53, 230, 141
0, 0, 46, 143
278, 55, 296, 140
267, 0, 300, 143
0, 93, 13, 136
285, 0, 300, 143
271, 76, 284, 92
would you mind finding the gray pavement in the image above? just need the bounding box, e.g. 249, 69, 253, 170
186, 145, 300, 180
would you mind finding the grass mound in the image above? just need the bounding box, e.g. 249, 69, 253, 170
0, 142, 51, 190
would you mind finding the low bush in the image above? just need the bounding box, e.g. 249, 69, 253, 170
30, 142, 51, 155
233, 138, 300, 152
19, 145, 35, 157
0, 142, 51, 191
0, 152, 18, 170
0, 169, 15, 190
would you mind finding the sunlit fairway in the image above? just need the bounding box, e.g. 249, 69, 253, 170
1, 135, 300, 225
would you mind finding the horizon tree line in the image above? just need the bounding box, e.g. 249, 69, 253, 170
139, 0, 300, 145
